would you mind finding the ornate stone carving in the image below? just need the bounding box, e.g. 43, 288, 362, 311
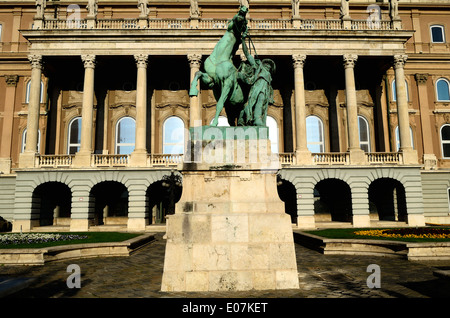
415, 73, 428, 85
340, 0, 350, 19
81, 55, 96, 68
86, 0, 98, 18
292, 0, 300, 18
4, 75, 19, 87
393, 54, 408, 69
134, 54, 148, 68
35, 0, 46, 19
190, 0, 200, 18
28, 55, 43, 70
292, 54, 306, 69
137, 0, 149, 17
389, 0, 399, 20
343, 54, 358, 68
188, 53, 202, 68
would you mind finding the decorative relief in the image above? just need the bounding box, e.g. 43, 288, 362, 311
414, 73, 428, 85
81, 55, 96, 69
343, 54, 358, 68
188, 54, 202, 68
134, 54, 148, 68
28, 55, 43, 70
292, 54, 306, 69
393, 54, 408, 69
4, 75, 19, 87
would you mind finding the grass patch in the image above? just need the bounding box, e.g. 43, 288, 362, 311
305, 227, 450, 243
0, 232, 141, 249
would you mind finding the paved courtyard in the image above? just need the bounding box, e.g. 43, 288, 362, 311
1, 233, 450, 300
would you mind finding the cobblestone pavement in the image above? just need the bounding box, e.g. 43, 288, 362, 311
1, 233, 450, 300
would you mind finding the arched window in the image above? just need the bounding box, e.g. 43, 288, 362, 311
392, 79, 410, 102
436, 78, 450, 101
266, 116, 279, 153
431, 25, 445, 43
358, 116, 370, 152
209, 115, 230, 127
395, 126, 414, 151
163, 116, 185, 154
115, 117, 135, 154
440, 124, 450, 158
306, 115, 324, 153
25, 80, 44, 103
67, 117, 81, 154
21, 129, 41, 153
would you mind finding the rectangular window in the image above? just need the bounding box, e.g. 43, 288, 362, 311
431, 25, 445, 43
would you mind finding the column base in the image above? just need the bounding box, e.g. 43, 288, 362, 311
129, 150, 148, 167
12, 219, 39, 232
18, 152, 36, 168
352, 214, 371, 228
295, 149, 312, 165
407, 214, 425, 227
423, 153, 437, 170
400, 148, 418, 165
349, 148, 366, 165
127, 218, 148, 231
70, 219, 91, 232
0, 158, 11, 174
297, 215, 316, 229
73, 151, 92, 167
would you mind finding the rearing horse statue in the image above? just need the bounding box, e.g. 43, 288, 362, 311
189, 6, 249, 126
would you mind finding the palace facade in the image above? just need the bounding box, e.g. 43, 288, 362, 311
1, 0, 450, 232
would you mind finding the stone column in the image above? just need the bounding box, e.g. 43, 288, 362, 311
343, 54, 365, 164
130, 54, 148, 166
292, 54, 312, 164
0, 75, 19, 173
74, 54, 96, 167
19, 55, 42, 168
415, 74, 437, 169
394, 54, 417, 164
188, 54, 202, 127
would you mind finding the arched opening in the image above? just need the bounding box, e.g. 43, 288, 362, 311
314, 179, 352, 223
276, 177, 297, 224
368, 178, 407, 222
146, 174, 182, 224
32, 182, 72, 227
90, 181, 129, 226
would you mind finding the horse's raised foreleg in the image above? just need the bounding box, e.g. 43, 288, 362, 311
189, 71, 214, 97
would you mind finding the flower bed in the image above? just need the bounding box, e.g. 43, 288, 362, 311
355, 227, 450, 240
0, 233, 88, 246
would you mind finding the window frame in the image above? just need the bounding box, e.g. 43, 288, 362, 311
392, 79, 410, 102
430, 25, 446, 44
436, 78, 450, 102
440, 124, 450, 159
358, 115, 371, 152
395, 126, 414, 151
25, 80, 44, 104
162, 116, 185, 155
67, 117, 82, 155
306, 115, 325, 153
115, 116, 136, 155
21, 128, 41, 153
266, 115, 279, 154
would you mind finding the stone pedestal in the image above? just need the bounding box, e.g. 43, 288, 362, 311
161, 127, 299, 292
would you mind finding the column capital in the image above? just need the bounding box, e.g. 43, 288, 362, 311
4, 75, 19, 87
414, 73, 428, 85
292, 54, 306, 69
81, 54, 96, 69
134, 54, 149, 68
188, 53, 202, 68
28, 54, 43, 70
343, 54, 358, 68
393, 54, 408, 69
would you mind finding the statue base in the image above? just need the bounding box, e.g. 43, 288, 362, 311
161, 130, 299, 292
